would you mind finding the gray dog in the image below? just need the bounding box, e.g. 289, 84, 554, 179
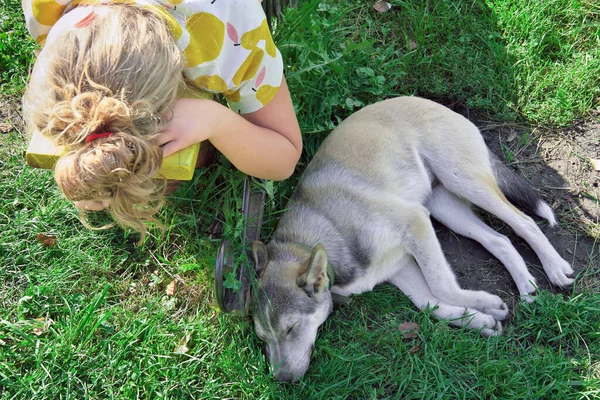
251, 97, 573, 382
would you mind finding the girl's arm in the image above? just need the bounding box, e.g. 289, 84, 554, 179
159, 77, 302, 181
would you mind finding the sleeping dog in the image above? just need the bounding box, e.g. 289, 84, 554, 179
250, 97, 573, 382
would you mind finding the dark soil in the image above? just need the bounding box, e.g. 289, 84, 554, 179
434, 104, 600, 310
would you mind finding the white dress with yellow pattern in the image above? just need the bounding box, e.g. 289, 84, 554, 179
22, 0, 283, 114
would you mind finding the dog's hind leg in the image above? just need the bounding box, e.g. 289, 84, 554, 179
389, 258, 502, 336
403, 206, 509, 320
432, 169, 574, 288
426, 185, 537, 300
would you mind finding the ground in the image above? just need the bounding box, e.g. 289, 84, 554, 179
434, 102, 599, 311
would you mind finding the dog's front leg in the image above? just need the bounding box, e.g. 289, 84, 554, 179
390, 257, 502, 336
405, 207, 508, 321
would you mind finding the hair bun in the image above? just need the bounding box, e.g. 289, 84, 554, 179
46, 88, 137, 147
108, 167, 132, 182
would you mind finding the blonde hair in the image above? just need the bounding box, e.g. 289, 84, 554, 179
23, 5, 185, 242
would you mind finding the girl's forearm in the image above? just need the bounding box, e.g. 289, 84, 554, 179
210, 104, 302, 181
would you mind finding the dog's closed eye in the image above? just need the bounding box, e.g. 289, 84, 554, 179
286, 322, 298, 335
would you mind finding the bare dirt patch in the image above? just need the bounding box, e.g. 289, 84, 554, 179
0, 95, 26, 140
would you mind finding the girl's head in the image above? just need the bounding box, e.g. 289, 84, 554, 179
23, 5, 185, 241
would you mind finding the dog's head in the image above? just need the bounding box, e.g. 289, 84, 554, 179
251, 241, 334, 383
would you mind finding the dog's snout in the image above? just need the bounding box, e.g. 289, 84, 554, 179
274, 370, 295, 383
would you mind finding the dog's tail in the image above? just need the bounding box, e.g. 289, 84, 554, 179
489, 151, 557, 226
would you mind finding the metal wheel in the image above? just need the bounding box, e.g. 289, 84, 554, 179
214, 177, 266, 315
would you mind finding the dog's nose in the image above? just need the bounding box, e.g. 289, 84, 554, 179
274, 371, 294, 383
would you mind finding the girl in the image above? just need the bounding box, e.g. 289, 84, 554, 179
22, 0, 302, 240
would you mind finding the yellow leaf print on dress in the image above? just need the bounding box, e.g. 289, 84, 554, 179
240, 19, 276, 58
223, 89, 241, 103
31, 0, 67, 27
192, 75, 228, 92
256, 85, 277, 106
35, 34, 48, 45
184, 12, 224, 67
232, 48, 264, 87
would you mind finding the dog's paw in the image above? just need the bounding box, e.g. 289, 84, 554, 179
446, 290, 509, 320
549, 272, 574, 288
480, 321, 503, 337
478, 298, 509, 321
544, 259, 574, 288
562, 261, 574, 275
466, 291, 509, 321
515, 275, 537, 297
433, 303, 503, 336
520, 294, 536, 304
461, 310, 503, 337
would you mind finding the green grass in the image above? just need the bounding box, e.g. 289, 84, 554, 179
0, 0, 37, 94
490, 0, 600, 125
279, 0, 600, 136
2, 0, 600, 398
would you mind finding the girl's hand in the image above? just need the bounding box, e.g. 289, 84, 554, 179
156, 98, 219, 158
155, 77, 302, 181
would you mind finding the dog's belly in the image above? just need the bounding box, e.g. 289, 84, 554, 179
331, 256, 410, 296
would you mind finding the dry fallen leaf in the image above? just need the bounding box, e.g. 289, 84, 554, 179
166, 275, 186, 296
175, 333, 191, 354
589, 158, 600, 171
0, 122, 12, 134
373, 1, 392, 12
409, 38, 417, 51
166, 280, 178, 296
398, 321, 419, 339
33, 317, 54, 336
36, 233, 57, 248
409, 344, 421, 354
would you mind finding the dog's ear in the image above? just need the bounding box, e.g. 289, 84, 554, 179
296, 244, 330, 295
251, 241, 269, 277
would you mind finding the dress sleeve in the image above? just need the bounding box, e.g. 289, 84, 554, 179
181, 0, 284, 114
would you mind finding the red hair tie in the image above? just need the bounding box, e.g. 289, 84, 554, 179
86, 132, 113, 143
